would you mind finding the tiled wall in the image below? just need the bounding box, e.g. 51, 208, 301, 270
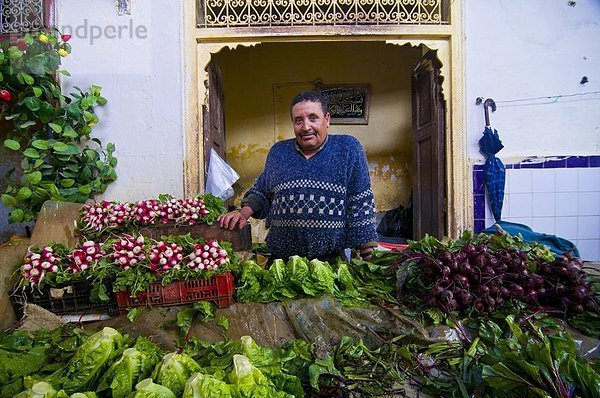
474, 156, 600, 262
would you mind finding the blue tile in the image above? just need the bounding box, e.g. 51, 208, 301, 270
474, 194, 486, 219
473, 171, 485, 193
505, 164, 513, 169
566, 156, 589, 168
589, 156, 600, 167
513, 163, 521, 169
544, 158, 566, 168
521, 162, 544, 169
474, 164, 485, 171
474, 220, 486, 233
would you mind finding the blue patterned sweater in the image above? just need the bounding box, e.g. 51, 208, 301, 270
242, 134, 378, 260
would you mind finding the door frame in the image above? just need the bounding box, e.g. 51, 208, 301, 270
181, 2, 470, 238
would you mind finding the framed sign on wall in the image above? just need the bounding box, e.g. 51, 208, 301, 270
318, 85, 371, 125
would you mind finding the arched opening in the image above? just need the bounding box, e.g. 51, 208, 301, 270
203, 40, 447, 242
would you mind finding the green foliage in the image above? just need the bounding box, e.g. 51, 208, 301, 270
186, 335, 312, 398
481, 316, 600, 398
151, 353, 202, 397
96, 337, 162, 398
0, 31, 116, 223
235, 252, 400, 306
176, 301, 217, 335
46, 327, 127, 394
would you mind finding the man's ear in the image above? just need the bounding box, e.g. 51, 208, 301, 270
325, 112, 331, 127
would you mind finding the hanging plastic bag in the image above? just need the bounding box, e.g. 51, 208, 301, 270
205, 148, 240, 200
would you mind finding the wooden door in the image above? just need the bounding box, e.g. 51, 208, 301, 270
202, 62, 226, 180
411, 50, 446, 239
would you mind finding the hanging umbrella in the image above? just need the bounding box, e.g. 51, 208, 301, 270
478, 98, 505, 223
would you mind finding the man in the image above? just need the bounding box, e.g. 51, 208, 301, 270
218, 91, 378, 261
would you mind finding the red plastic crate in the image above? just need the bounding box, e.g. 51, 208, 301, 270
114, 272, 235, 315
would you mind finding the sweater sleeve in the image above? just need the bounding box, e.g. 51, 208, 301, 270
240, 150, 274, 220
241, 182, 270, 219
345, 138, 378, 248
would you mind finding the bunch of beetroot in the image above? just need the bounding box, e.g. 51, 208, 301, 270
408, 242, 598, 315
110, 235, 146, 270
21, 247, 60, 287
149, 241, 184, 273
68, 241, 104, 272
535, 253, 598, 313
185, 240, 230, 271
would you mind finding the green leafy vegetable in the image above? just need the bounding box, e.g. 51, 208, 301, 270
177, 301, 217, 335
130, 378, 175, 398
229, 355, 293, 398
96, 337, 162, 398
46, 327, 126, 394
182, 373, 234, 398
151, 353, 202, 397
13, 381, 62, 398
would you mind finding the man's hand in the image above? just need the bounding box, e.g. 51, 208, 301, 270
217, 206, 253, 230
358, 241, 378, 262
359, 246, 373, 262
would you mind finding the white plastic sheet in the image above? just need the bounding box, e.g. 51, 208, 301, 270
205, 148, 240, 200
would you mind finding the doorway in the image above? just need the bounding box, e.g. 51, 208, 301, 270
205, 41, 446, 242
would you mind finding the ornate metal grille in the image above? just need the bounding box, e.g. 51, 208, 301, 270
0, 0, 44, 34
198, 0, 448, 28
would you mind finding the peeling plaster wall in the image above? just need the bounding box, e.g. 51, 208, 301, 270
56, 0, 184, 201
213, 42, 421, 214
466, 0, 600, 161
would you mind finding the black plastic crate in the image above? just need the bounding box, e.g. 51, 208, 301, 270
10, 279, 118, 319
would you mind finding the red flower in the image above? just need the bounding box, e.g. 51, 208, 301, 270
16, 39, 28, 50
0, 90, 11, 102
61, 34, 71, 42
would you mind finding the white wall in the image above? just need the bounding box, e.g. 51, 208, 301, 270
467, 0, 600, 261
466, 0, 600, 161
57, 0, 184, 202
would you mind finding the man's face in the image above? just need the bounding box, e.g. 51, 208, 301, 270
291, 100, 330, 154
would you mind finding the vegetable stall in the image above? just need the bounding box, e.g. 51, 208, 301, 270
1, 196, 599, 398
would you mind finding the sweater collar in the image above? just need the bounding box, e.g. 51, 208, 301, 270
294, 135, 329, 158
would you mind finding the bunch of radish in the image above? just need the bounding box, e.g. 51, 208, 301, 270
80, 201, 134, 231
175, 197, 210, 225
21, 247, 60, 287
80, 201, 117, 231
110, 235, 146, 270
107, 202, 134, 226
68, 241, 104, 272
185, 240, 229, 271
149, 241, 184, 272
79, 196, 218, 240
133, 199, 160, 224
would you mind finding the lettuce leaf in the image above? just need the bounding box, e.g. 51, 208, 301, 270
46, 327, 126, 395
182, 373, 234, 398
236, 261, 266, 303
229, 355, 293, 398
14, 381, 62, 398
287, 256, 318, 296
152, 353, 201, 397
96, 337, 162, 398
130, 378, 175, 398
308, 259, 335, 295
